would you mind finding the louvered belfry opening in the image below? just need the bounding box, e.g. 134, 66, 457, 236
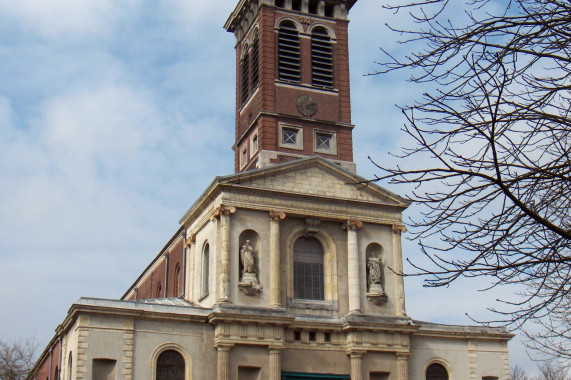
240, 46, 250, 105
278, 21, 301, 83
311, 27, 334, 88
251, 31, 260, 89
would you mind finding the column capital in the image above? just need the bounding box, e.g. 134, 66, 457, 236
184, 233, 196, 249
396, 352, 412, 359
269, 211, 286, 221
268, 345, 285, 352
346, 349, 366, 357
211, 204, 237, 221
392, 224, 407, 234
215, 343, 234, 351
342, 220, 363, 231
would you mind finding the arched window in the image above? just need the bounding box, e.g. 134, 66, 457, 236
251, 30, 260, 89
278, 21, 301, 83
201, 243, 210, 297
156, 350, 185, 380
240, 45, 250, 105
293, 237, 324, 300
426, 363, 449, 380
67, 353, 73, 380
311, 27, 333, 88
174, 263, 181, 297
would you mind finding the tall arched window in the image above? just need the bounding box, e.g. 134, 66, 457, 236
278, 21, 301, 83
426, 363, 449, 380
67, 353, 72, 380
251, 30, 260, 89
201, 243, 210, 297
311, 27, 333, 88
174, 263, 181, 297
240, 45, 250, 105
293, 237, 324, 300
156, 350, 185, 380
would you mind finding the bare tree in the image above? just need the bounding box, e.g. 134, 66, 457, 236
0, 339, 38, 380
371, 0, 570, 358
511, 365, 533, 380
536, 361, 570, 380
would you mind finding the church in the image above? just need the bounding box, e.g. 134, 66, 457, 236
28, 0, 512, 379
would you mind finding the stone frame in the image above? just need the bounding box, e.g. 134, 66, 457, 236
285, 226, 338, 310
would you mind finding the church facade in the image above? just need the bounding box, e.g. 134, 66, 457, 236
28, 1, 512, 380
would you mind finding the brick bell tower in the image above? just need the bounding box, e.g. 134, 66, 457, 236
225, 0, 358, 173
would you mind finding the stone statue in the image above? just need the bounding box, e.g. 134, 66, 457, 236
240, 240, 256, 275
367, 256, 383, 286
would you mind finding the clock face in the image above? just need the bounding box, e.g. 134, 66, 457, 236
296, 95, 318, 116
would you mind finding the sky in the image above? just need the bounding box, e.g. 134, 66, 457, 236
0, 0, 542, 375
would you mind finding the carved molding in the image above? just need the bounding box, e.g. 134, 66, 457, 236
269, 211, 286, 221
392, 224, 407, 234
304, 218, 321, 237
184, 233, 196, 249
342, 220, 363, 231
210, 205, 237, 221
366, 291, 388, 306
238, 281, 263, 295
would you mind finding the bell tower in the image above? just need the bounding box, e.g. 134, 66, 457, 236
225, 0, 358, 173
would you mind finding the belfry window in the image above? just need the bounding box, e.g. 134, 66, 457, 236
426, 363, 449, 380
251, 31, 260, 89
311, 27, 334, 88
278, 21, 301, 83
156, 350, 185, 380
293, 237, 325, 300
240, 46, 250, 105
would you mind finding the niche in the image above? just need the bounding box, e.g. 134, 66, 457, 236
238, 366, 261, 380
238, 230, 262, 295
370, 372, 390, 380
92, 359, 116, 380
366, 243, 387, 306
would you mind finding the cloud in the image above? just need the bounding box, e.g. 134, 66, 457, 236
0, 0, 139, 41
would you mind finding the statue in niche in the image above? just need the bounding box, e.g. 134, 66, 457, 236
240, 240, 256, 275
238, 239, 262, 295
367, 255, 384, 294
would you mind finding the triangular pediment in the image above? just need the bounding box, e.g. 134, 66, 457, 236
219, 157, 409, 207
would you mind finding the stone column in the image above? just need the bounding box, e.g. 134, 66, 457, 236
269, 211, 286, 308
396, 353, 409, 380
216, 345, 232, 380
392, 225, 407, 317
214, 205, 235, 303
348, 350, 365, 380
344, 220, 363, 313
268, 347, 282, 380
183, 232, 196, 301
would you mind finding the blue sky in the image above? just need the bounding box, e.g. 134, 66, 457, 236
0, 0, 539, 374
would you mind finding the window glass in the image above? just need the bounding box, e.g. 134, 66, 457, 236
293, 237, 324, 300
282, 128, 298, 145
202, 244, 210, 297
156, 350, 185, 380
316, 133, 331, 150
426, 363, 449, 380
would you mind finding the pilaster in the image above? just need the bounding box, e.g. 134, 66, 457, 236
347, 350, 365, 380
269, 211, 286, 308
343, 220, 363, 313
216, 344, 233, 380
396, 353, 410, 380
213, 205, 236, 303
392, 224, 407, 317
268, 346, 283, 380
